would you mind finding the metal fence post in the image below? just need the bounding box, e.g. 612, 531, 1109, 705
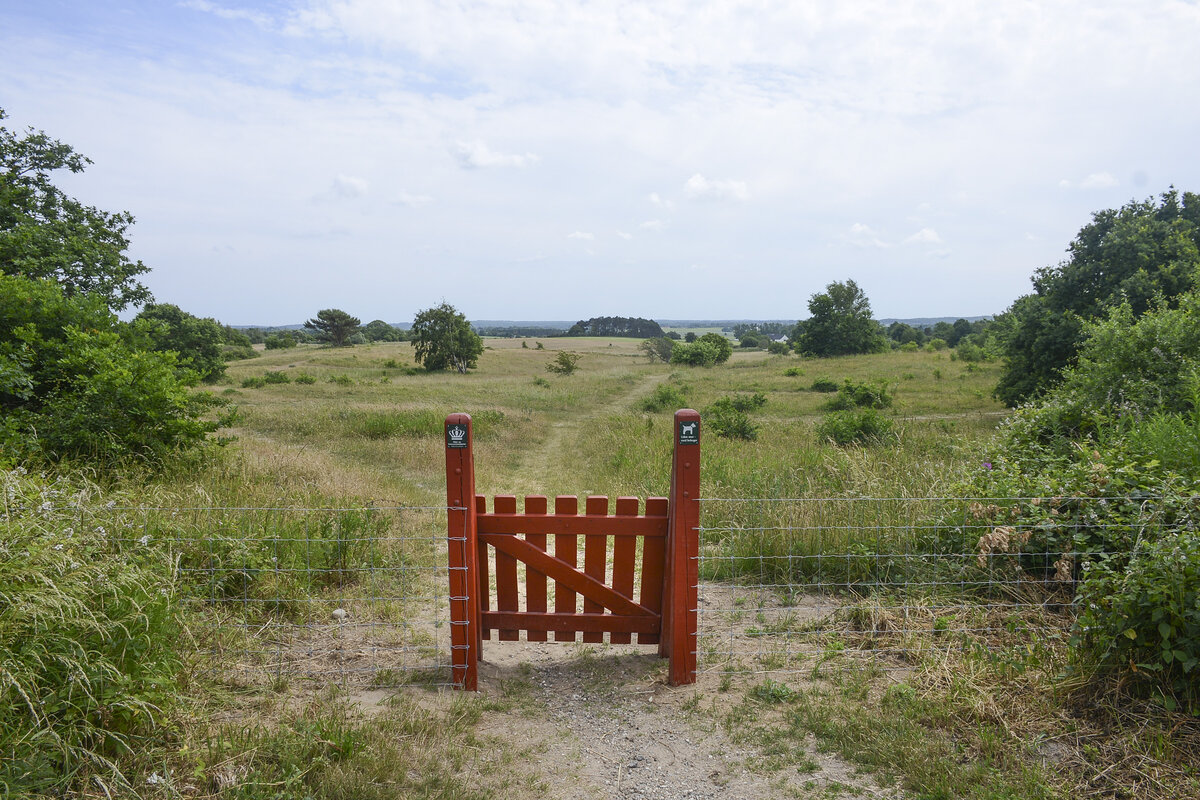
445, 413, 480, 690
662, 408, 700, 686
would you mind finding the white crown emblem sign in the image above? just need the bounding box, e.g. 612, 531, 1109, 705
447, 424, 468, 448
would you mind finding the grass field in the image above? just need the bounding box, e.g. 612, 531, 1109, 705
22, 338, 1195, 799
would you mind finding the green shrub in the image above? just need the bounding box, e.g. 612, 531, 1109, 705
670, 340, 721, 366
810, 377, 839, 392
293, 372, 317, 384
328, 374, 355, 387
241, 376, 266, 388
706, 393, 767, 441
221, 344, 258, 361
824, 379, 893, 411
783, 367, 804, 377
262, 370, 291, 384
816, 408, 895, 445
642, 382, 687, 412
264, 332, 296, 350
532, 376, 550, 388
1074, 531, 1200, 704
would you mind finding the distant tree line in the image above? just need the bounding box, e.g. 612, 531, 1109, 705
475, 325, 567, 338
567, 316, 665, 338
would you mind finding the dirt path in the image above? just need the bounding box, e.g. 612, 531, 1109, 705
464, 640, 899, 800
508, 372, 669, 496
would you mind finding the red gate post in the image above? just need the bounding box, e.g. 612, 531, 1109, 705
662, 408, 700, 685
445, 413, 480, 690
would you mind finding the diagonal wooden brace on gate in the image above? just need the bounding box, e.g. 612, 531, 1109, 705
445, 409, 700, 691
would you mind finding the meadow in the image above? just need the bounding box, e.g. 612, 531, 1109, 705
11, 337, 1196, 800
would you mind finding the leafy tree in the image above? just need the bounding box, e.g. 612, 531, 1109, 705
411, 303, 483, 373
0, 109, 150, 311
132, 303, 226, 382
639, 337, 676, 363
887, 322, 924, 346
996, 189, 1200, 406
698, 332, 734, 364
684, 331, 698, 343
363, 319, 405, 342
793, 280, 888, 357
546, 351, 581, 375
304, 308, 361, 347
1, 275, 224, 464
264, 331, 296, 349
671, 340, 721, 366
0, 111, 224, 466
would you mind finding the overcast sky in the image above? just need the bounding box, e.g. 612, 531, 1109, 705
3, 1, 1199, 325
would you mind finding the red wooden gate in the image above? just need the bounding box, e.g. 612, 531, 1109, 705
445, 409, 700, 691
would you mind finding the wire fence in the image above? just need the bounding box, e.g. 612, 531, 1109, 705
694, 494, 1199, 675
72, 503, 458, 688
48, 493, 1199, 688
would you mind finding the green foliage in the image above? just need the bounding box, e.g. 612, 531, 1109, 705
0, 275, 226, 466
996, 189, 1200, 406
794, 279, 888, 357
823, 379, 894, 411
132, 302, 227, 382
670, 333, 732, 367
293, 372, 317, 384
642, 382, 688, 412
241, 375, 266, 388
221, 344, 257, 360
0, 470, 180, 794
767, 339, 790, 355
706, 393, 766, 441
639, 336, 676, 363
1074, 531, 1200, 703
362, 319, 405, 342
264, 331, 297, 349
304, 308, 361, 347
783, 367, 804, 377
410, 302, 484, 373
566, 316, 664, 337
546, 351, 581, 375
810, 377, 839, 392
0, 109, 151, 311
816, 408, 895, 446
262, 370, 291, 384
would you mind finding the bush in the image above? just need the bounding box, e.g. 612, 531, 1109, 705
823, 379, 893, 410
706, 393, 767, 441
816, 408, 895, 445
642, 382, 688, 412
783, 367, 804, 377
262, 370, 291, 384
810, 377, 839, 392
546, 351, 581, 375
1074, 531, 1200, 704
264, 332, 296, 350
767, 340, 790, 355
328, 374, 355, 387
671, 340, 722, 366
241, 376, 266, 388
221, 344, 257, 361
293, 372, 317, 384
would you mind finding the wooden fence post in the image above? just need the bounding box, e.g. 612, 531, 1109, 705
662, 408, 700, 686
445, 413, 480, 691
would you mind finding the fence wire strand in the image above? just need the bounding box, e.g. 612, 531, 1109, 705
72, 504, 457, 688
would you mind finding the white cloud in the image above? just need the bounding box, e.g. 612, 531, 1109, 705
648, 192, 674, 210
392, 191, 432, 207
683, 173, 749, 202
181, 0, 273, 28
317, 174, 368, 200
639, 219, 665, 231
567, 231, 594, 240
843, 223, 890, 249
451, 140, 538, 169
615, 230, 632, 240
904, 227, 943, 245
1081, 172, 1119, 189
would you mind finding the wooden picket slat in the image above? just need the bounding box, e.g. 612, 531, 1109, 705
553, 495, 578, 642
610, 497, 639, 644
493, 496, 520, 640
482, 611, 659, 635
582, 496, 608, 643
475, 495, 490, 641
638, 497, 669, 645
524, 495, 549, 642
478, 514, 666, 536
